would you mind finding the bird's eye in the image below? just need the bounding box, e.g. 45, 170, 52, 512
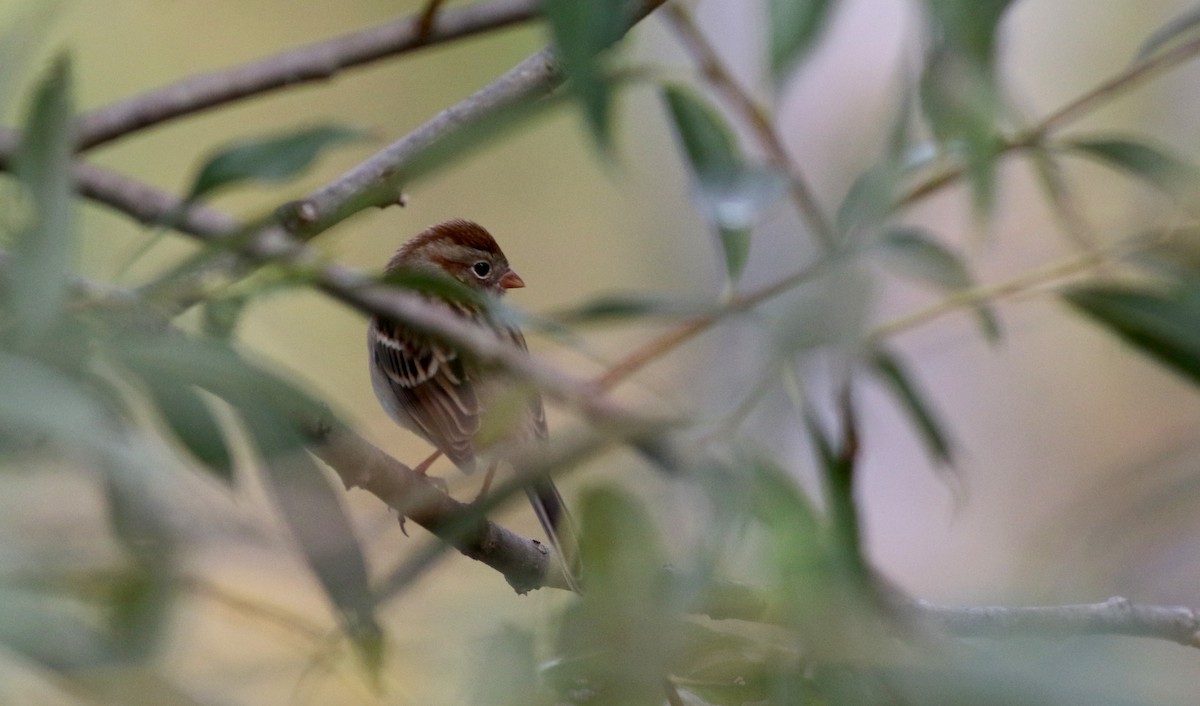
471, 261, 491, 278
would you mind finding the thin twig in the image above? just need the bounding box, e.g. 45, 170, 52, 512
75, 0, 543, 151
661, 3, 834, 247
916, 596, 1200, 648
594, 18, 1200, 390
895, 33, 1200, 212
868, 248, 1106, 341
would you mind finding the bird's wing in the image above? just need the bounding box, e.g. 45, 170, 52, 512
370, 317, 480, 469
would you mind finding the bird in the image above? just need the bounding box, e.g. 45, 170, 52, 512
367, 219, 578, 588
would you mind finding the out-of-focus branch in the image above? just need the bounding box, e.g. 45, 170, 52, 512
661, 3, 834, 247
916, 597, 1200, 648
894, 33, 1200, 211
74, 0, 545, 151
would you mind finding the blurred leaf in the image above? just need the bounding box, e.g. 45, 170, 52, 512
768, 0, 838, 85
105, 335, 379, 665
549, 293, 706, 325
143, 379, 234, 483
553, 486, 677, 706
663, 86, 782, 282
0, 349, 113, 449
254, 423, 382, 675
8, 55, 75, 344
774, 262, 875, 354
185, 124, 369, 201
662, 85, 740, 185
543, 0, 627, 150
870, 347, 954, 465
879, 228, 970, 289
380, 266, 487, 309
745, 458, 838, 631
1066, 135, 1200, 201
878, 227, 1000, 340
837, 165, 894, 233
111, 336, 322, 436
673, 622, 785, 706
918, 0, 1015, 219
0, 3, 59, 118
472, 625, 546, 706
922, 0, 1016, 66
0, 587, 115, 670
1065, 280, 1200, 388
918, 49, 1003, 218
1136, 2, 1200, 60
200, 296, 247, 340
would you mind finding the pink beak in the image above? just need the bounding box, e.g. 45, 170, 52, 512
499, 270, 525, 289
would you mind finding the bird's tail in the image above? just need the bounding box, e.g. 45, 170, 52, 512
526, 478, 582, 592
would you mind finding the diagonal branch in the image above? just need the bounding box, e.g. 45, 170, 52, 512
661, 3, 833, 247
74, 0, 545, 151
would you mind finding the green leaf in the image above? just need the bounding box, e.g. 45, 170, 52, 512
1064, 281, 1200, 387
879, 228, 970, 289
768, 0, 838, 85
870, 347, 954, 465
105, 336, 379, 665
922, 0, 1016, 67
0, 3, 59, 119
1136, 3, 1200, 60
917, 0, 1016, 219
144, 380, 234, 483
663, 86, 779, 282
918, 50, 1003, 218
1066, 136, 1200, 201
878, 227, 1000, 341
0, 349, 113, 450
674, 623, 780, 706
662, 86, 740, 182
8, 55, 75, 344
472, 625, 541, 706
186, 124, 369, 201
553, 486, 677, 706
542, 0, 627, 150
551, 293, 706, 325
253, 418, 382, 674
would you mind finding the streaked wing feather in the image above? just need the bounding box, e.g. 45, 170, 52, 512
371, 317, 481, 469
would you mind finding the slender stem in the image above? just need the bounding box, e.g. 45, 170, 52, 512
596, 14, 1200, 388
595, 257, 831, 389
74, 0, 543, 151
869, 250, 1105, 341
895, 33, 1200, 212
661, 3, 834, 247
916, 596, 1200, 647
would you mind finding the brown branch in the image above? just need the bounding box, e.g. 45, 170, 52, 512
275, 46, 563, 238
276, 0, 669, 238
74, 0, 544, 151
304, 419, 569, 594
916, 596, 1200, 648
661, 3, 834, 247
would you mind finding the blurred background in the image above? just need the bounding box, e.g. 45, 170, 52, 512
5, 0, 1200, 703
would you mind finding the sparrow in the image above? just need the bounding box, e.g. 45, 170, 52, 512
367, 219, 577, 587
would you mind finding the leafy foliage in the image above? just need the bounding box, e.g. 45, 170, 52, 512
3, 1, 1200, 704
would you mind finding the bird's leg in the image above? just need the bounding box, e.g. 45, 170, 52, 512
473, 462, 499, 503
413, 449, 442, 476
